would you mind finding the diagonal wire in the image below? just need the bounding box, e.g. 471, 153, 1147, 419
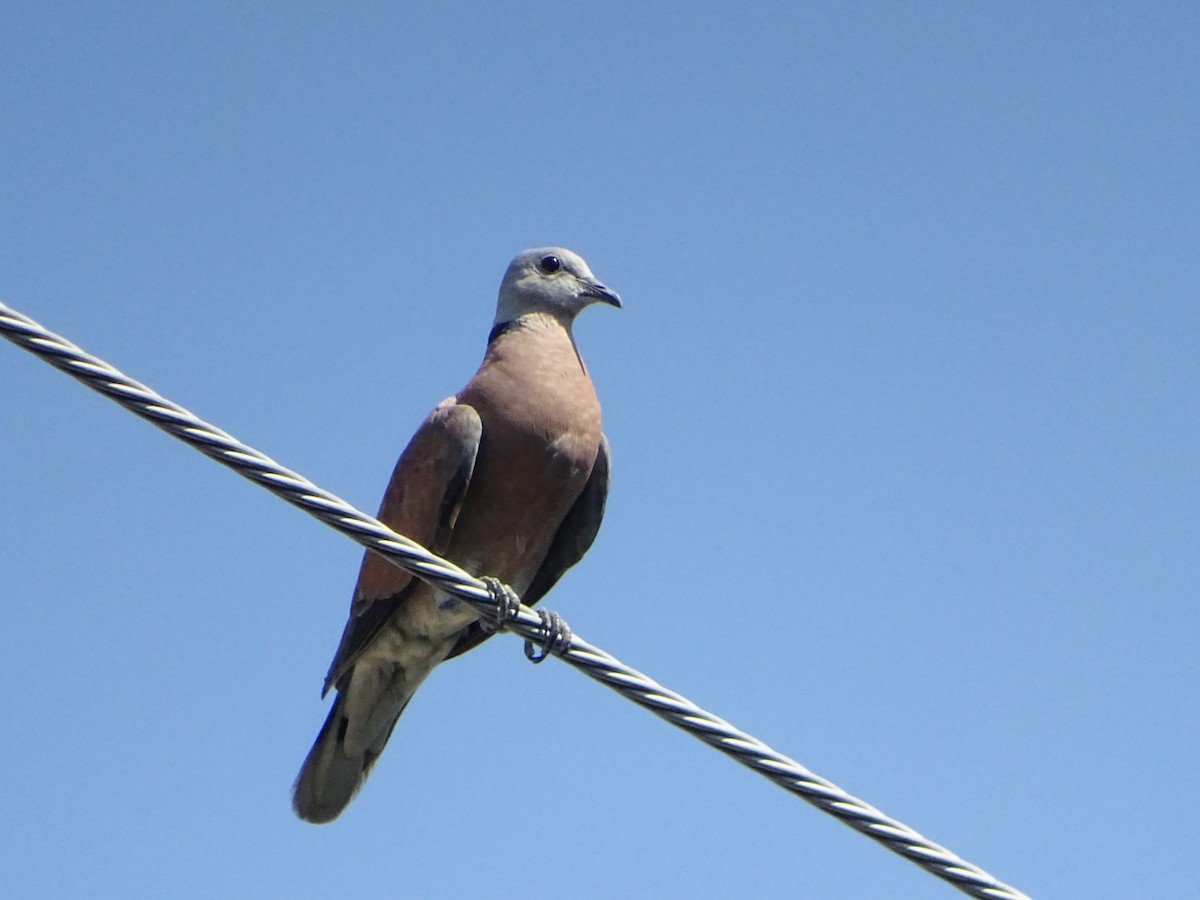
0, 299, 1029, 899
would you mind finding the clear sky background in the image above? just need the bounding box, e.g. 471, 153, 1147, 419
2, 4, 1197, 898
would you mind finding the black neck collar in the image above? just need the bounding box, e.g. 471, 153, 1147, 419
486, 319, 523, 345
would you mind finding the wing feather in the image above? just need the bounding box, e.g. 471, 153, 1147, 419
321, 400, 482, 693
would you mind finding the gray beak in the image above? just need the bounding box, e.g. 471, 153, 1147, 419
580, 279, 622, 309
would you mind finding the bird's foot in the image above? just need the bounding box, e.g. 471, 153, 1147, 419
480, 576, 521, 634
525, 609, 573, 664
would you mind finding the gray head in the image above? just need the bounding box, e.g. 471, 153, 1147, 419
494, 247, 621, 327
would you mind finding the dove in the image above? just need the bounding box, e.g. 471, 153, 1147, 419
293, 247, 618, 823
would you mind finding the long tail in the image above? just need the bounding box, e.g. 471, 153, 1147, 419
292, 691, 403, 824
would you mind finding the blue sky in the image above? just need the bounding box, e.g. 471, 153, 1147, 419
2, 3, 1197, 898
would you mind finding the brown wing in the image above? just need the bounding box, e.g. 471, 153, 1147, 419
444, 432, 611, 661
321, 400, 482, 694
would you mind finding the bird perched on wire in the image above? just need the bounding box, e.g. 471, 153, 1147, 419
293, 247, 619, 823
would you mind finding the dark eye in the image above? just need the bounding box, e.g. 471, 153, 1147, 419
538, 255, 561, 274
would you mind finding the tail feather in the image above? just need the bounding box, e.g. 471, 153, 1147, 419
294, 643, 448, 823
292, 693, 401, 824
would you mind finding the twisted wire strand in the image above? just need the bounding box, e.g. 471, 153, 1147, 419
1, 300, 1029, 900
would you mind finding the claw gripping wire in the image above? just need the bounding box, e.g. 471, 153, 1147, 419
480, 577, 521, 634
524, 609, 572, 663
480, 577, 572, 663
